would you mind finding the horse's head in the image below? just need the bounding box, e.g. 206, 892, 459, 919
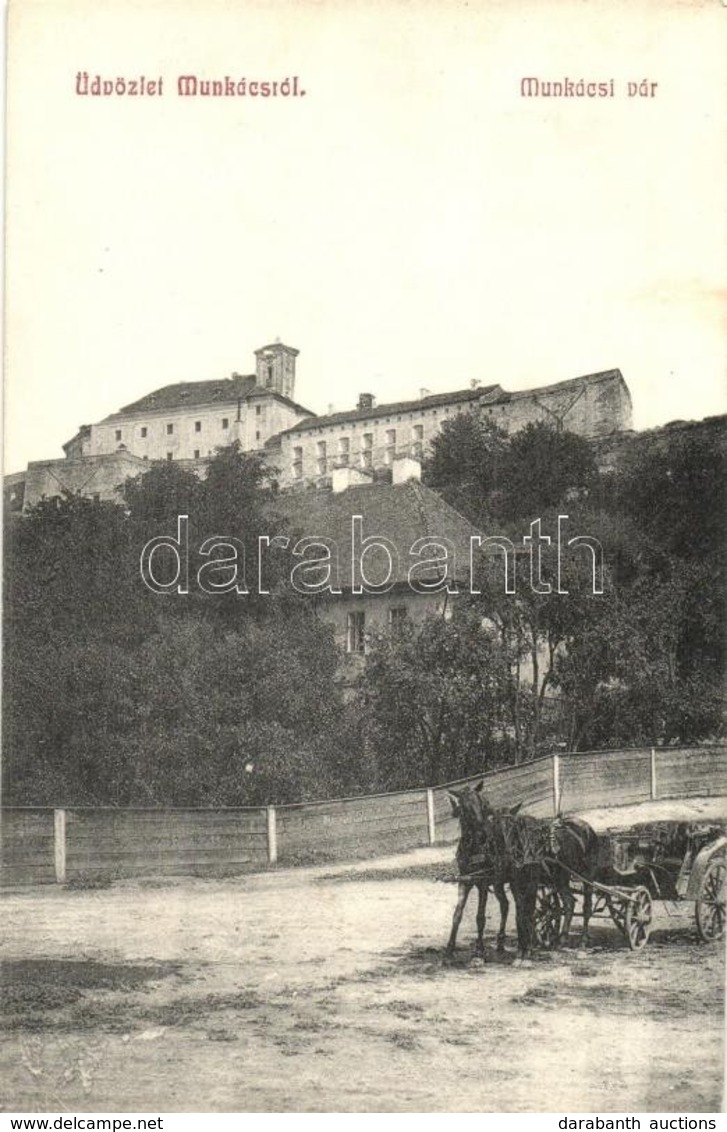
447, 782, 493, 859
448, 780, 491, 820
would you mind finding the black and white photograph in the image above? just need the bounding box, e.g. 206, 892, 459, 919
2, 0, 725, 1116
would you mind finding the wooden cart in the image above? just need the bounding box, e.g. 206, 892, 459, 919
533, 820, 727, 951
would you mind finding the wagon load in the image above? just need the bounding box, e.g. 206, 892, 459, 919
535, 818, 727, 951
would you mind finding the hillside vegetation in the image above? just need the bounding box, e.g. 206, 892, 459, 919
3, 422, 724, 804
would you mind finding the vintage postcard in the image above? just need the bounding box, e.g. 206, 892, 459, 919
2, 0, 726, 1117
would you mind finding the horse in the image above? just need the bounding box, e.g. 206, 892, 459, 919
445, 784, 601, 960
444, 781, 510, 962
548, 815, 601, 948
476, 803, 547, 960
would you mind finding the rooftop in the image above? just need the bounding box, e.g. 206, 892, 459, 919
281, 369, 627, 435
97, 375, 313, 422
502, 367, 627, 402
115, 374, 257, 415
283, 480, 484, 589
283, 386, 501, 434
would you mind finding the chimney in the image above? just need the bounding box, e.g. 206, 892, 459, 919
391, 455, 422, 485
419, 388, 430, 400
357, 392, 375, 411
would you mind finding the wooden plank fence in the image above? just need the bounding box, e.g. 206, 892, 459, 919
62, 807, 269, 883
1, 743, 724, 886
1, 809, 56, 886
557, 748, 653, 812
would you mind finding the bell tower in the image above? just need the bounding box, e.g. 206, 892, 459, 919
254, 340, 299, 399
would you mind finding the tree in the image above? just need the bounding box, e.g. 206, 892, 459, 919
423, 418, 726, 754
424, 416, 600, 530
469, 534, 614, 760
3, 605, 354, 807
551, 555, 725, 751
122, 444, 301, 624
615, 428, 726, 561
357, 609, 512, 789
422, 414, 508, 525
2, 452, 355, 806
4, 492, 148, 647
497, 422, 598, 521
123, 459, 203, 530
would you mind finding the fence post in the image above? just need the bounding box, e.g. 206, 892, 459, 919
650, 748, 657, 800
266, 805, 278, 865
54, 809, 67, 884
552, 755, 561, 816
426, 789, 436, 846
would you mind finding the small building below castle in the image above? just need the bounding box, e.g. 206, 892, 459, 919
287, 457, 487, 689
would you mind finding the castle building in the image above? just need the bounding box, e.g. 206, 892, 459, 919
271, 367, 631, 491
62, 341, 312, 464
10, 341, 632, 510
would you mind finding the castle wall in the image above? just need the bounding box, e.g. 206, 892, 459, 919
255, 342, 298, 399
90, 401, 244, 461
242, 396, 312, 453
4, 471, 26, 512
23, 451, 148, 509
494, 371, 632, 439
63, 428, 92, 460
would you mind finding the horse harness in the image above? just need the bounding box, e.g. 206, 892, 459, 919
457, 815, 577, 881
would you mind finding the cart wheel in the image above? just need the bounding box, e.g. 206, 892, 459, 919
624, 886, 652, 951
533, 886, 562, 950
695, 855, 726, 943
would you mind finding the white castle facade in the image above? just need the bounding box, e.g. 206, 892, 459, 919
11, 340, 633, 510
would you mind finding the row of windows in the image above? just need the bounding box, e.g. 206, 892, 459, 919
346, 607, 407, 653
291, 427, 424, 478
143, 435, 262, 464
114, 419, 234, 443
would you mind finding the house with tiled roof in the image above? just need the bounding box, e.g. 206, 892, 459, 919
282, 459, 489, 684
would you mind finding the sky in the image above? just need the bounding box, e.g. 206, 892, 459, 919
4, 0, 726, 474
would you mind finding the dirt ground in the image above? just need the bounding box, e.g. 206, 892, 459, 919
1, 840, 724, 1114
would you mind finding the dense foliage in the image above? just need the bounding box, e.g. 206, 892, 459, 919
4, 420, 725, 804
3, 447, 358, 805
413, 417, 725, 765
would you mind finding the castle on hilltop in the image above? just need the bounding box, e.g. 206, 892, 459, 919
9, 340, 633, 511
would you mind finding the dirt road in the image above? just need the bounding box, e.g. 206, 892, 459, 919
1, 847, 724, 1112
